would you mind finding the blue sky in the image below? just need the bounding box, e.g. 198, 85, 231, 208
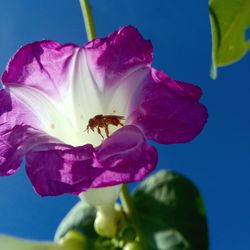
0, 1, 249, 250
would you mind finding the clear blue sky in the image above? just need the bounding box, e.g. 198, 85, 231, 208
0, 1, 249, 250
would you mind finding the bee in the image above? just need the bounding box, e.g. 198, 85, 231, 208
86, 114, 125, 139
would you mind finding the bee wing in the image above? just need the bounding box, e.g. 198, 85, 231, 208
104, 115, 125, 120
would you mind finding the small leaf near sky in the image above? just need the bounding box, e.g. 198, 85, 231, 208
209, 0, 250, 79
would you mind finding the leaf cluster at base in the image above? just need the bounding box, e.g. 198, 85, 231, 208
55, 170, 208, 250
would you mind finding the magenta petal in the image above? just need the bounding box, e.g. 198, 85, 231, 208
92, 125, 158, 188
25, 125, 157, 196
26, 143, 95, 196
1, 41, 77, 98
0, 124, 30, 175
0, 89, 52, 175
129, 68, 208, 144
85, 26, 152, 89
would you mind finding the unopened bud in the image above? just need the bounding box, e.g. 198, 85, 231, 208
94, 204, 122, 237
79, 185, 122, 237
123, 241, 144, 250
59, 230, 87, 250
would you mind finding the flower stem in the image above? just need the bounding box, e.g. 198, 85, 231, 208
79, 0, 96, 41
78, 1, 146, 247
120, 184, 148, 249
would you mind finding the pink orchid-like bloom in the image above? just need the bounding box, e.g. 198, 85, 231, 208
0, 26, 207, 197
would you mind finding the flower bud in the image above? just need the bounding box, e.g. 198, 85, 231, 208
94, 205, 118, 237
79, 185, 122, 237
59, 230, 87, 250
123, 241, 144, 250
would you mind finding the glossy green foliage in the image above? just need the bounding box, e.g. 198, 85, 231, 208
55, 171, 208, 250
209, 0, 250, 78
55, 201, 96, 241
133, 171, 208, 250
54, 201, 116, 250
0, 231, 86, 250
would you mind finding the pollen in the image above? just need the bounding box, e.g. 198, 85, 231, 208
50, 123, 55, 129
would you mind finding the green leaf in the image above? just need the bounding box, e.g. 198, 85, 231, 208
0, 235, 60, 250
54, 200, 97, 241
54, 201, 116, 250
209, 0, 250, 78
0, 232, 86, 250
132, 170, 208, 250
153, 230, 190, 250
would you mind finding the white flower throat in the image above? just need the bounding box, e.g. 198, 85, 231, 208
41, 49, 128, 147
6, 49, 149, 148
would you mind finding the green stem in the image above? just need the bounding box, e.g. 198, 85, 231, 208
79, 1, 146, 247
120, 184, 148, 249
79, 0, 96, 41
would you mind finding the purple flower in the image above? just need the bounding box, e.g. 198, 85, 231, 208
0, 26, 207, 197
